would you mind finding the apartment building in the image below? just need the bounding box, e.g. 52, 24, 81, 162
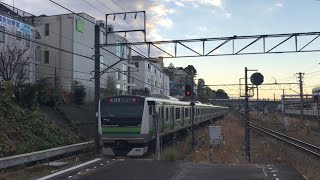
132, 56, 170, 96
35, 14, 133, 101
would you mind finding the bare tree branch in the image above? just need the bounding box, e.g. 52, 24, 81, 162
0, 37, 33, 86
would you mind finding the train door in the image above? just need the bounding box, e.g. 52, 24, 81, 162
165, 107, 169, 132
160, 106, 164, 132
189, 107, 194, 124
181, 107, 185, 127
170, 107, 174, 130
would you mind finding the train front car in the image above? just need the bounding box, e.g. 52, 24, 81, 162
99, 95, 150, 156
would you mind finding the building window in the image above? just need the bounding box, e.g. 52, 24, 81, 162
154, 69, 156, 74
25, 34, 30, 47
76, 19, 84, 33
160, 73, 162, 78
16, 31, 21, 41
147, 64, 150, 70
116, 40, 121, 58
100, 56, 104, 69
100, 31, 105, 44
44, 51, 49, 64
122, 64, 127, 81
116, 84, 120, 89
45, 24, 49, 36
0, 26, 5, 43
116, 69, 120, 80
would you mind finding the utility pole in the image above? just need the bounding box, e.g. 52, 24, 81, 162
297, 72, 305, 120
191, 74, 195, 149
256, 85, 259, 119
282, 89, 285, 116
244, 67, 250, 162
94, 24, 101, 151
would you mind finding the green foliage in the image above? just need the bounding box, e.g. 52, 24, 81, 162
73, 81, 86, 104
162, 148, 178, 161
36, 79, 62, 107
0, 92, 79, 157
216, 89, 229, 99
102, 76, 118, 98
15, 83, 38, 109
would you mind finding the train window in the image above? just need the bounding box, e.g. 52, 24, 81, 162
197, 108, 200, 115
161, 107, 164, 121
166, 108, 169, 122
170, 107, 174, 120
149, 106, 153, 115
185, 108, 189, 118
175, 108, 181, 120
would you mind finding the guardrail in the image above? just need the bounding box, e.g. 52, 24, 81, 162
0, 140, 94, 170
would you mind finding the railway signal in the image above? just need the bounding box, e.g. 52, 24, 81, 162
185, 84, 192, 96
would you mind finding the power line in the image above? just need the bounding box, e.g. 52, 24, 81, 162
82, 0, 150, 57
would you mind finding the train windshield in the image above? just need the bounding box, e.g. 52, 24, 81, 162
100, 96, 145, 126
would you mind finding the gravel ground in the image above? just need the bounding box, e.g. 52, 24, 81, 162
177, 114, 320, 180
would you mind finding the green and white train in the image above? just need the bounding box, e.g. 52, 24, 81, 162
98, 95, 229, 156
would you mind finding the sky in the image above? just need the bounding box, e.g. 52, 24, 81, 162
4, 0, 320, 99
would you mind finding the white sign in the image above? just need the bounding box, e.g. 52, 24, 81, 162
0, 15, 32, 35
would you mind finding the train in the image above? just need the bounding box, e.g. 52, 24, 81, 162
98, 95, 229, 156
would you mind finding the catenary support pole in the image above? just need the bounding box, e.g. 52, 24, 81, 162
94, 24, 101, 151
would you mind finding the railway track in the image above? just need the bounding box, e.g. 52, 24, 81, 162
233, 112, 320, 158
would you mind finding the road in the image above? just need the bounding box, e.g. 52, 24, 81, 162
37, 158, 305, 180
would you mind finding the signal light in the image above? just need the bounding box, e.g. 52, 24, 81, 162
185, 85, 192, 97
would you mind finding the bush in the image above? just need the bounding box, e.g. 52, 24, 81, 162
162, 148, 178, 161
15, 83, 38, 109
36, 79, 62, 107
0, 95, 79, 157
73, 81, 86, 104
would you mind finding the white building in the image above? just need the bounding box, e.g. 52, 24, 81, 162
97, 20, 134, 95
132, 56, 170, 96
0, 3, 36, 85
34, 14, 133, 101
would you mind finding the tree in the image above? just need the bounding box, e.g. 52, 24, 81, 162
216, 89, 229, 99
168, 63, 174, 69
73, 81, 86, 104
184, 65, 197, 76
0, 38, 32, 86
102, 75, 118, 97
197, 78, 205, 95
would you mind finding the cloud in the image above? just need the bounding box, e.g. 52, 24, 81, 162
197, 26, 208, 32
225, 12, 232, 18
175, 1, 185, 7
274, 2, 283, 7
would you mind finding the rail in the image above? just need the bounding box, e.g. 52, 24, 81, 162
0, 140, 94, 169
233, 112, 320, 158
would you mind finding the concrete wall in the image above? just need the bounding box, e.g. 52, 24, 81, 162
73, 13, 95, 101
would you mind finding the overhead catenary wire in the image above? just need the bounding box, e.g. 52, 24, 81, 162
80, 0, 151, 58
46, 0, 170, 91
